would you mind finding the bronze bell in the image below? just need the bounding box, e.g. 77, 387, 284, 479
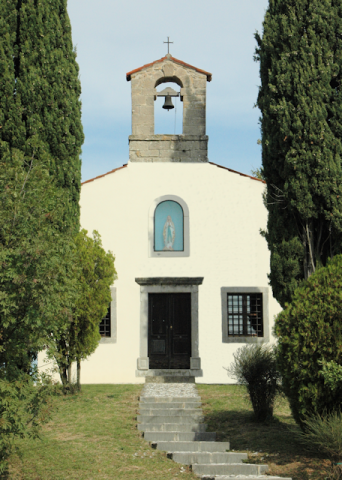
162, 94, 174, 111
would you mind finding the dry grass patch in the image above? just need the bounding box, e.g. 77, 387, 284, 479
6, 383, 336, 479
7, 385, 198, 480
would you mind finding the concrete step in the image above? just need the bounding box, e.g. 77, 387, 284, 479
139, 402, 202, 409
151, 441, 230, 452
192, 463, 269, 476
138, 408, 202, 416
137, 423, 208, 432
137, 414, 204, 424
168, 451, 248, 465
140, 396, 200, 403
200, 477, 292, 480
143, 431, 216, 442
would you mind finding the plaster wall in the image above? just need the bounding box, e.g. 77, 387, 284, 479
69, 161, 281, 384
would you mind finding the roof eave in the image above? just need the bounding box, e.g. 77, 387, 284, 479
126, 56, 212, 82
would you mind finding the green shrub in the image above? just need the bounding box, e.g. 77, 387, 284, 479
275, 255, 342, 426
318, 360, 342, 393
297, 411, 342, 461
225, 343, 281, 422
0, 377, 54, 475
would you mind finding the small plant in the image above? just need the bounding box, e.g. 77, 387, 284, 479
225, 343, 281, 422
297, 410, 342, 479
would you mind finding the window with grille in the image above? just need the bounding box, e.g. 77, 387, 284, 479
227, 293, 263, 337
99, 305, 111, 337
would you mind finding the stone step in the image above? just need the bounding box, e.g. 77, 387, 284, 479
137, 414, 204, 424
151, 441, 230, 452
200, 477, 292, 480
192, 463, 269, 477
140, 396, 200, 403
138, 408, 202, 416
143, 431, 216, 442
168, 451, 248, 465
139, 402, 202, 409
137, 423, 208, 432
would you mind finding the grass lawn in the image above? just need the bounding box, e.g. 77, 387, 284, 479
7, 384, 332, 480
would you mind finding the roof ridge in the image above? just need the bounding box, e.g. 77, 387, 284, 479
208, 162, 265, 183
81, 162, 265, 186
81, 164, 127, 185
126, 55, 212, 82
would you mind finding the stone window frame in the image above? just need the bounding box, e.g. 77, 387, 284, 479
149, 195, 190, 257
221, 287, 270, 344
135, 277, 203, 377
99, 286, 117, 344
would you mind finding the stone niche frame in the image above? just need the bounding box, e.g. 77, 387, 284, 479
135, 277, 203, 378
149, 195, 190, 258
221, 286, 270, 344
99, 286, 117, 344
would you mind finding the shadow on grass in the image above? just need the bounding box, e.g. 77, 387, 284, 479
203, 408, 320, 460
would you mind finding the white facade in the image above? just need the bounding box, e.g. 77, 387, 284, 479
79, 159, 281, 384
51, 55, 281, 384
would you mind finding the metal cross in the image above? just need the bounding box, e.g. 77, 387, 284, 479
164, 37, 173, 54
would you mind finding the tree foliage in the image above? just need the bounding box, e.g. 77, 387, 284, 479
0, 376, 55, 475
0, 149, 79, 380
50, 230, 116, 387
255, 0, 342, 307
0, 0, 84, 233
0, 0, 84, 467
275, 254, 342, 426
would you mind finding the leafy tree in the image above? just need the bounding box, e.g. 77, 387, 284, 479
50, 230, 116, 388
0, 0, 84, 234
275, 255, 342, 426
255, 0, 342, 307
0, 376, 55, 475
0, 148, 79, 380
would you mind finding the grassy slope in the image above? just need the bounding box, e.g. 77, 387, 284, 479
8, 384, 331, 479
198, 384, 331, 480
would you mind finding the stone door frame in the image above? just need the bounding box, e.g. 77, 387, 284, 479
135, 277, 203, 378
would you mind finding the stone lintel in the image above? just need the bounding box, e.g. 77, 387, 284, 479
129, 134, 208, 142
135, 277, 204, 286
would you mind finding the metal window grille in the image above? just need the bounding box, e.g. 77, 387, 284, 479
99, 305, 111, 337
227, 293, 263, 337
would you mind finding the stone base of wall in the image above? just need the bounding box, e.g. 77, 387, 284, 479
129, 135, 208, 163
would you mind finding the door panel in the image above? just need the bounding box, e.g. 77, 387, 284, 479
149, 294, 169, 368
148, 293, 191, 369
169, 293, 191, 369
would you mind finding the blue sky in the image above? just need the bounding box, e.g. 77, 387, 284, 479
67, 0, 269, 182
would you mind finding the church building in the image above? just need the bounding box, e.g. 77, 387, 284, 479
78, 54, 281, 384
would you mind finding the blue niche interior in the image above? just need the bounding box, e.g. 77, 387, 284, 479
154, 201, 184, 251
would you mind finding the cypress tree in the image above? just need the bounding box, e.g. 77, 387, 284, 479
0, 0, 84, 232
255, 0, 342, 307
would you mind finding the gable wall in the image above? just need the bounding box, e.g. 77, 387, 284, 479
77, 162, 281, 384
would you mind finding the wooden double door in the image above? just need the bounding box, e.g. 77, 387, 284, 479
148, 293, 191, 369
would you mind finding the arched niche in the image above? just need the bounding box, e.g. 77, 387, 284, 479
155, 76, 183, 89
154, 80, 183, 135
148, 195, 190, 257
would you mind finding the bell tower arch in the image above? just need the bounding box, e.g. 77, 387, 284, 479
126, 54, 212, 163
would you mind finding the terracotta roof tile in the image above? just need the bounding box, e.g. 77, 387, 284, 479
126, 55, 212, 82
209, 162, 265, 183
81, 164, 127, 185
